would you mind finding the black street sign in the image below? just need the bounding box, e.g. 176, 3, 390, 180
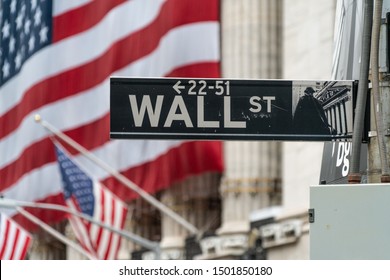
110, 77, 357, 141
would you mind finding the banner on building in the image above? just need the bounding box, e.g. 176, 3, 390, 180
0, 0, 223, 231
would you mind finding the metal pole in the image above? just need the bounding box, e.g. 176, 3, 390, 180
34, 115, 199, 235
370, 0, 390, 182
348, 0, 373, 183
0, 198, 159, 253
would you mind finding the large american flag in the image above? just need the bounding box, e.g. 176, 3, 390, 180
55, 142, 127, 260
0, 212, 32, 259
0, 0, 223, 231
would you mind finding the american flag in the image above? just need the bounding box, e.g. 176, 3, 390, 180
54, 142, 127, 259
0, 212, 32, 259
0, 0, 223, 231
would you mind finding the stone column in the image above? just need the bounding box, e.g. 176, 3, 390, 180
211, 0, 283, 258
125, 197, 161, 259
28, 222, 67, 259
159, 173, 221, 259
65, 223, 88, 260
159, 185, 188, 260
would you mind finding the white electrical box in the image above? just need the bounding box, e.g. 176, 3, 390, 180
310, 184, 390, 259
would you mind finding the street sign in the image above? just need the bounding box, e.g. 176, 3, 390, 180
110, 77, 357, 141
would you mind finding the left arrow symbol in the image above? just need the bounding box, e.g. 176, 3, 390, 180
173, 81, 185, 94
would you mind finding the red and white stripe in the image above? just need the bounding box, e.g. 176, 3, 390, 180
0, 212, 32, 260
0, 0, 223, 230
67, 181, 127, 260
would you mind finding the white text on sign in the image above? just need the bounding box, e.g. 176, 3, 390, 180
129, 80, 276, 129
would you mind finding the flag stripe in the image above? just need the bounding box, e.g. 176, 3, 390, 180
18, 234, 32, 260
53, 0, 93, 16
165, 62, 220, 79
67, 200, 96, 255
109, 192, 127, 260
116, 206, 128, 258
53, 0, 127, 42
88, 185, 102, 247
0, 213, 32, 260
94, 186, 105, 255
108, 200, 126, 260
104, 189, 116, 259
100, 189, 112, 259
2, 221, 15, 259
9, 229, 21, 260
104, 186, 124, 260
0, 220, 11, 258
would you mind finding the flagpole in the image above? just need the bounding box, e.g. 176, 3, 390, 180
16, 207, 97, 260
34, 114, 200, 235
0, 198, 159, 253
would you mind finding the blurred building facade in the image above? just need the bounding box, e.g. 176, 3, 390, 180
28, 0, 337, 260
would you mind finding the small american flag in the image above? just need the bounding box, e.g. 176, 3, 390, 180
54, 142, 127, 260
0, 212, 32, 260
